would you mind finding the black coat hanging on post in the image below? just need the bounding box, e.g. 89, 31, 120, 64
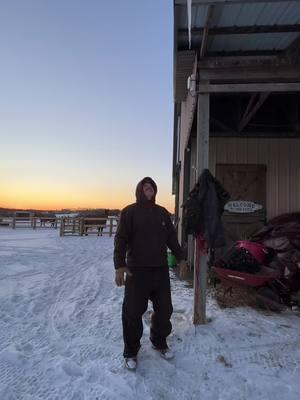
182, 169, 230, 248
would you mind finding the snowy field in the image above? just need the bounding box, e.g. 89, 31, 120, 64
0, 228, 300, 400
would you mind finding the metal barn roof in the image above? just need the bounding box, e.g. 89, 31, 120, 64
174, 0, 300, 101
176, 0, 300, 52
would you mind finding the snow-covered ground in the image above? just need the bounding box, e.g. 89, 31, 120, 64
0, 228, 299, 400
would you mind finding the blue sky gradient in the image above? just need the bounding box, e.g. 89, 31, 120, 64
0, 0, 175, 211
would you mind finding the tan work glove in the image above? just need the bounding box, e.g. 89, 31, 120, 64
179, 260, 189, 278
115, 267, 132, 287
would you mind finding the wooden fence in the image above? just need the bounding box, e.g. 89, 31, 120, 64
0, 216, 119, 237
59, 217, 118, 237
0, 216, 59, 229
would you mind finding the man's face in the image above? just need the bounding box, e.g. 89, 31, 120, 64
143, 182, 155, 200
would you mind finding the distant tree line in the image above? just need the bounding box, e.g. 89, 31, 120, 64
0, 207, 121, 217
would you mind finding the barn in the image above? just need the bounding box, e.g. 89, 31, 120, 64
173, 0, 300, 265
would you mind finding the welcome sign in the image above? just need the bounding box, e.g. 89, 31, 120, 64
224, 200, 263, 214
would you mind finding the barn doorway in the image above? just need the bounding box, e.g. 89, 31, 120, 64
216, 164, 267, 247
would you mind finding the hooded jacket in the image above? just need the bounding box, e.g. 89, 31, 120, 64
113, 177, 184, 269
182, 169, 230, 248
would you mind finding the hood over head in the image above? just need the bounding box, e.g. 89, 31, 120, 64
135, 177, 157, 204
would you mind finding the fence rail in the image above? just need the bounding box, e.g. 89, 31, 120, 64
0, 216, 60, 229
59, 217, 118, 237
0, 216, 119, 237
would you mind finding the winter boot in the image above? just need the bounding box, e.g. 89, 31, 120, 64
124, 357, 137, 371
153, 346, 174, 360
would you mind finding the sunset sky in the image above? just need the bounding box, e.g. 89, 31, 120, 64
0, 1, 175, 212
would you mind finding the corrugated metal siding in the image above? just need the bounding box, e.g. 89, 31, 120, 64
175, 50, 196, 101
210, 1, 300, 27
177, 92, 197, 244
209, 137, 300, 219
180, 91, 197, 160
177, 4, 207, 29
179, 55, 197, 151
176, 0, 300, 52
177, 1, 300, 29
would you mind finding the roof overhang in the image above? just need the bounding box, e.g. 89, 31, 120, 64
174, 0, 300, 101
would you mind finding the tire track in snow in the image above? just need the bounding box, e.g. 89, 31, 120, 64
48, 238, 120, 368
177, 335, 300, 372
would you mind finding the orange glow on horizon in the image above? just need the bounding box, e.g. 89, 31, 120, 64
1, 175, 175, 212
1, 187, 175, 213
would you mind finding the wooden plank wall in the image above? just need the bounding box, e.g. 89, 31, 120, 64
209, 137, 300, 219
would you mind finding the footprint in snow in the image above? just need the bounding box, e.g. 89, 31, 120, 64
62, 360, 83, 377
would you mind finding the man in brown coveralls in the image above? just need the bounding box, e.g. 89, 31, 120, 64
113, 177, 188, 370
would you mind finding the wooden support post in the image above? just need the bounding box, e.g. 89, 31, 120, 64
33, 218, 37, 229
194, 92, 209, 325
60, 218, 64, 237
79, 218, 84, 236
109, 218, 113, 237
12, 217, 16, 229
54, 219, 58, 229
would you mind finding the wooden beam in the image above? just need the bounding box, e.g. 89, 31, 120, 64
198, 65, 300, 82
210, 131, 300, 138
179, 24, 300, 36
200, 5, 215, 58
205, 50, 283, 57
198, 56, 300, 81
198, 83, 300, 93
194, 93, 210, 325
199, 55, 280, 67
238, 92, 270, 132
177, 42, 283, 57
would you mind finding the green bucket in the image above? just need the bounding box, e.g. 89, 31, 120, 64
167, 251, 177, 268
